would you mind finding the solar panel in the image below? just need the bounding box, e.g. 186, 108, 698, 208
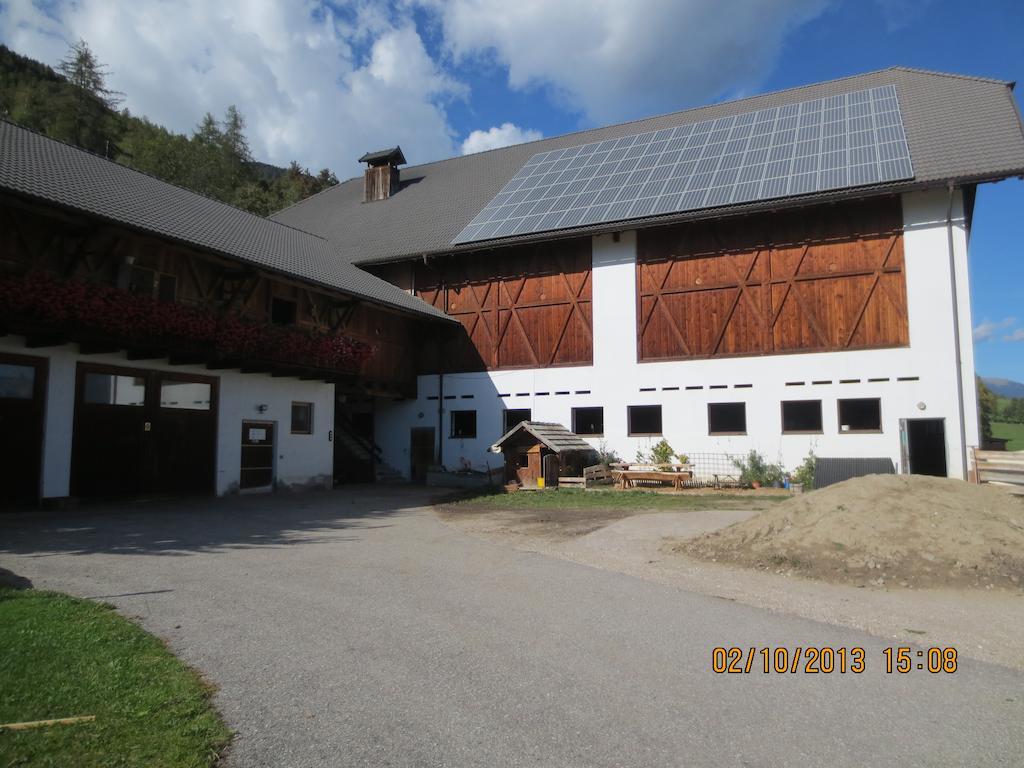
452, 85, 914, 245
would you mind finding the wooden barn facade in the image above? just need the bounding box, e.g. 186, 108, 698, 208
272, 67, 1024, 484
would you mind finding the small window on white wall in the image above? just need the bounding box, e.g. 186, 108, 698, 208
451, 410, 477, 438
628, 405, 662, 436
504, 408, 531, 432
291, 402, 313, 434
781, 400, 823, 434
573, 407, 604, 436
838, 398, 882, 432
708, 402, 746, 435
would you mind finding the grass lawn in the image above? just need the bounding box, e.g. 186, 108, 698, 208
992, 421, 1024, 451
447, 487, 787, 511
0, 587, 230, 767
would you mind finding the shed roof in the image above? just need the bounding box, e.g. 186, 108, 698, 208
273, 67, 1024, 265
0, 120, 450, 323
358, 147, 407, 166
490, 422, 598, 454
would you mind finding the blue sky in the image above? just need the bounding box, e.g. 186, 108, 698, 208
1, 0, 1022, 379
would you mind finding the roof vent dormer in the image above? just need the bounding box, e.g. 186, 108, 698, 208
359, 146, 406, 202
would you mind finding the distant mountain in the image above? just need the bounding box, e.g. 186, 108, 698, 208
983, 377, 1024, 398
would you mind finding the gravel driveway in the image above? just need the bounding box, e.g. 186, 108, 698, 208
1, 487, 1021, 767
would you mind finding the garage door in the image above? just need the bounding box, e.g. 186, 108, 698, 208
0, 353, 46, 506
71, 363, 218, 498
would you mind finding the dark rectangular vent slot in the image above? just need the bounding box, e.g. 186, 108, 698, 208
685, 385, 703, 390
662, 386, 679, 391
734, 384, 753, 389
897, 376, 920, 382
812, 380, 832, 385
575, 390, 591, 395
839, 379, 860, 384
786, 381, 805, 387
867, 378, 889, 383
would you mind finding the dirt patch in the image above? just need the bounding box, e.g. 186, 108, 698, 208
676, 475, 1024, 590
436, 505, 640, 540
437, 490, 781, 540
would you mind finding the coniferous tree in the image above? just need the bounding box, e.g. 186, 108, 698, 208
1, 43, 340, 213
56, 39, 122, 152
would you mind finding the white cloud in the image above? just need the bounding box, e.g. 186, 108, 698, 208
1003, 328, 1024, 343
0, 0, 464, 175
974, 317, 1016, 342
422, 0, 829, 123
873, 0, 932, 32
461, 122, 542, 154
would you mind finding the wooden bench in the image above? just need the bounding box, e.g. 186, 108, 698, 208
614, 468, 694, 490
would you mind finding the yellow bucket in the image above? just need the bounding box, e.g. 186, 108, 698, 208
537, 477, 545, 489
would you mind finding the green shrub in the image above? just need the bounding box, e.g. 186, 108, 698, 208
596, 440, 621, 467
636, 438, 675, 465
791, 450, 816, 489
732, 450, 786, 487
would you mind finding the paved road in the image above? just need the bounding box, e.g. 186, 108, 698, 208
1, 488, 1021, 767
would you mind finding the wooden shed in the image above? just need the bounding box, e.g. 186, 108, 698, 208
490, 422, 598, 488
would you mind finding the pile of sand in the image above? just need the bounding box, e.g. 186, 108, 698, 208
675, 475, 1024, 590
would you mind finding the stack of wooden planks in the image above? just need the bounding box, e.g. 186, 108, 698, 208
974, 450, 1024, 496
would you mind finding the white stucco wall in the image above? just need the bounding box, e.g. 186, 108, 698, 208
0, 338, 334, 499
376, 189, 979, 481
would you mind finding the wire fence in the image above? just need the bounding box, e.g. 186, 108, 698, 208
680, 452, 748, 488
606, 452, 750, 488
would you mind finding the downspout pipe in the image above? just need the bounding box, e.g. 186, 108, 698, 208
437, 370, 444, 469
945, 181, 969, 478
437, 272, 446, 470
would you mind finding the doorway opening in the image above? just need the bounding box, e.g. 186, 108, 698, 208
903, 418, 947, 477
410, 427, 435, 484
240, 421, 275, 491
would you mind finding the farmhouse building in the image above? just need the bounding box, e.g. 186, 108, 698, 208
0, 121, 453, 504
3, 66, 1024, 504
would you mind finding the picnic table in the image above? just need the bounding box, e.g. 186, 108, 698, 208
610, 463, 694, 489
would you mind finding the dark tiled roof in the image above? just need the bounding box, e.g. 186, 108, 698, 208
273, 67, 1024, 265
490, 422, 598, 454
0, 120, 450, 322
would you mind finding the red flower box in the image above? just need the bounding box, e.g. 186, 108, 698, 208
0, 271, 374, 373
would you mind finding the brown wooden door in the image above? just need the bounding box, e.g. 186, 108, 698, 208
410, 427, 434, 484
72, 364, 218, 498
241, 421, 275, 489
153, 375, 218, 495
0, 353, 47, 507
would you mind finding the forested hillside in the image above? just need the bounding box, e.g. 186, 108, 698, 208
0, 41, 337, 216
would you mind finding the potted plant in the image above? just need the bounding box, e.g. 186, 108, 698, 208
732, 450, 786, 489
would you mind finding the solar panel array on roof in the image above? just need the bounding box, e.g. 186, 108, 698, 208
453, 85, 914, 245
